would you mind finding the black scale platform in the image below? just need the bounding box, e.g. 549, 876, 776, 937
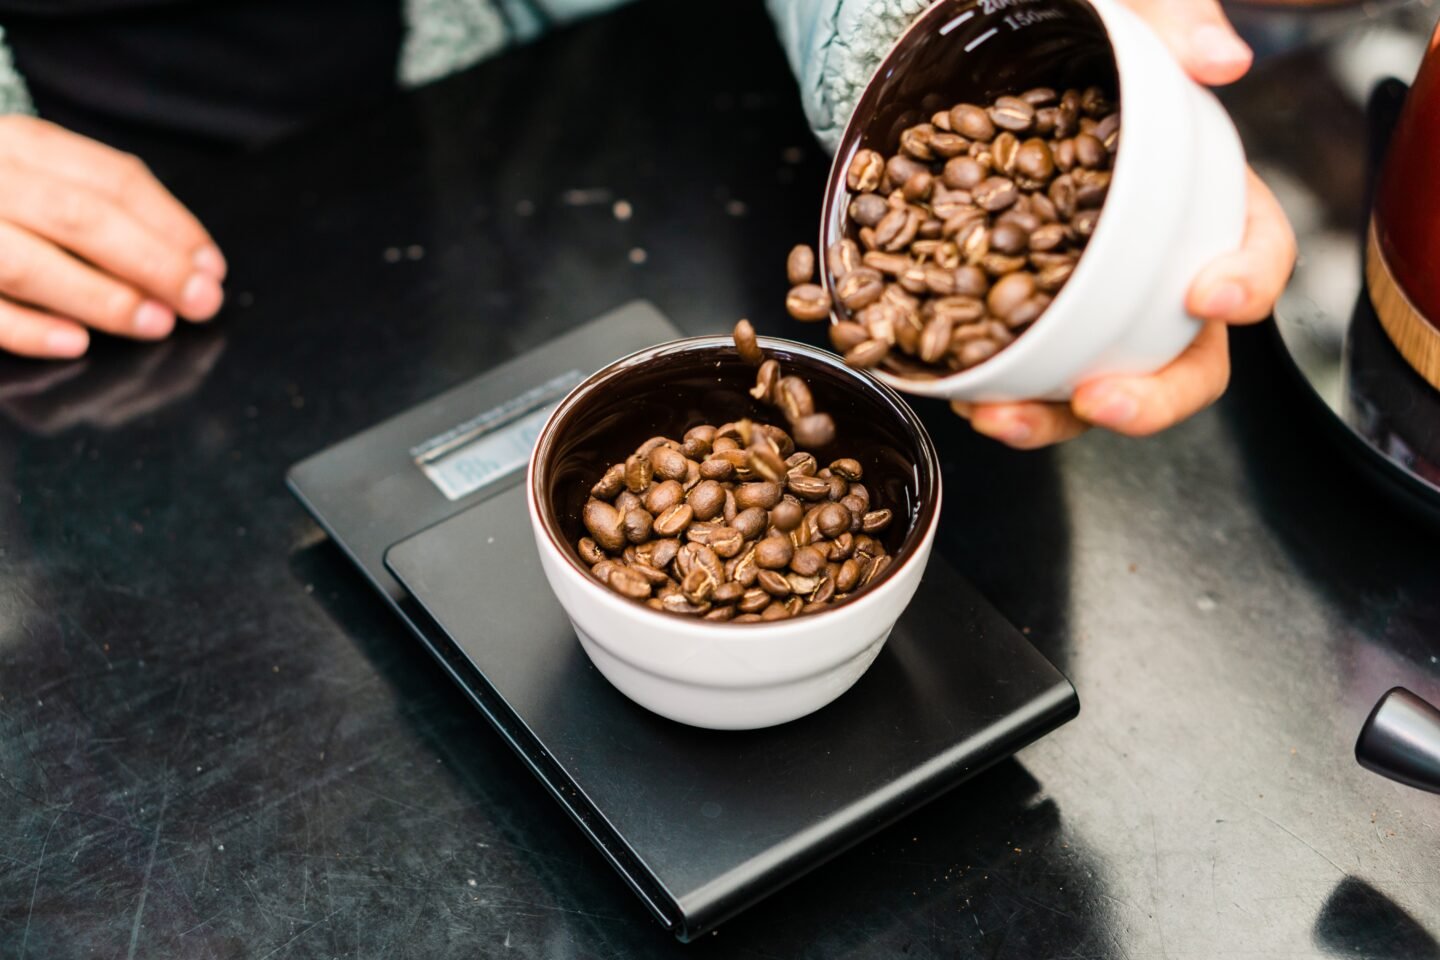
287, 301, 1078, 940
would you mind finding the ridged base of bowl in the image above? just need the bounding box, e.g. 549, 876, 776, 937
1367, 217, 1440, 392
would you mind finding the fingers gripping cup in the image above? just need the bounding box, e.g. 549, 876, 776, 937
821, 0, 1248, 402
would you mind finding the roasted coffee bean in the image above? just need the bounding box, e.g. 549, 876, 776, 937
1036, 261, 1076, 293
902, 170, 934, 202
790, 545, 827, 576
942, 155, 986, 191
836, 268, 885, 311
1029, 222, 1070, 252
757, 569, 792, 597
786, 452, 818, 477
787, 573, 820, 595
787, 245, 816, 286
662, 594, 709, 616
862, 251, 910, 277
650, 446, 689, 482
739, 588, 771, 613
735, 481, 782, 511
981, 253, 1028, 277
990, 96, 1036, 132
712, 581, 746, 605
771, 498, 805, 532
959, 338, 1001, 368
828, 458, 862, 481
699, 457, 734, 482
816, 502, 852, 539
732, 506, 768, 540
686, 479, 726, 521
829, 532, 856, 561
899, 123, 936, 160
836, 558, 863, 592
704, 606, 737, 622
787, 474, 831, 501
786, 283, 832, 322
791, 412, 836, 450
755, 535, 794, 570
987, 271, 1037, 319
1015, 138, 1055, 182
950, 104, 995, 142
1072, 207, 1101, 238
609, 567, 653, 600
652, 503, 694, 537
849, 193, 889, 228
930, 131, 969, 159
1048, 174, 1077, 219
1074, 133, 1106, 170
629, 562, 670, 587
748, 359, 781, 404
874, 209, 918, 253
1080, 85, 1109, 117
847, 148, 884, 192
992, 132, 1020, 176
917, 315, 953, 364
1021, 87, 1058, 107
577, 537, 606, 565
759, 601, 792, 621
624, 453, 650, 494
590, 463, 624, 499
1094, 112, 1120, 151
776, 376, 815, 423
1006, 294, 1052, 329
828, 238, 863, 276
583, 500, 626, 552
747, 443, 787, 483
634, 436, 673, 457
829, 321, 870, 354
840, 338, 887, 368
623, 508, 654, 543
861, 509, 893, 533
973, 177, 1019, 212
682, 425, 715, 458
990, 220, 1029, 255
732, 318, 764, 366
1072, 169, 1110, 208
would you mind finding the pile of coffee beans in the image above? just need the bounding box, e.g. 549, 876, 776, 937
575, 322, 895, 622
785, 86, 1120, 377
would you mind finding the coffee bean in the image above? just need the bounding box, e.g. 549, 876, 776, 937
787, 573, 821, 595
609, 567, 653, 600
731, 318, 763, 366
738, 588, 771, 613
590, 463, 624, 499
828, 238, 863, 276
1036, 261, 1076, 293
790, 544, 827, 576
836, 558, 863, 592
709, 526, 745, 558
844, 336, 891, 371
792, 413, 836, 450
786, 283, 832, 322
847, 148, 884, 192
930, 131, 969, 158
685, 479, 726, 521
623, 508, 654, 544
704, 606, 737, 622
900, 123, 936, 160
786, 452, 818, 477
776, 376, 815, 424
987, 271, 1037, 319
817, 502, 852, 539
578, 537, 606, 565
836, 268, 885, 312
650, 446, 688, 482
902, 170, 934, 202
747, 443, 787, 483
1006, 294, 1052, 329
989, 96, 1035, 132
1053, 138, 1077, 172
1048, 175, 1077, 219
583, 500, 626, 553
1072, 169, 1110, 208
735, 481, 782, 510
785, 473, 831, 503
787, 245, 816, 286
712, 581, 745, 605
941, 155, 986, 191
828, 532, 856, 561
973, 177, 1019, 212
861, 509, 893, 534
1016, 138, 1055, 182
959, 338, 1001, 368
652, 503, 694, 537
754, 535, 793, 570
950, 104, 995, 142
1029, 222, 1069, 252
732, 506, 768, 540
829, 321, 869, 353
1094, 112, 1120, 151
981, 252, 1028, 277
932, 295, 986, 324
992, 132, 1020, 176
1074, 133, 1106, 170
1072, 208, 1101, 238
757, 569, 792, 597
849, 193, 888, 227
748, 359, 780, 404
917, 315, 953, 364
770, 498, 804, 532
1080, 85, 1109, 118
828, 458, 862, 481
990, 220, 1029, 255
699, 457, 734, 482
1021, 87, 1058, 107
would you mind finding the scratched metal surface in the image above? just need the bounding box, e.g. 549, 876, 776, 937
1, 1, 1437, 957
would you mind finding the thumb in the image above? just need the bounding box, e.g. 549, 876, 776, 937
1123, 0, 1253, 86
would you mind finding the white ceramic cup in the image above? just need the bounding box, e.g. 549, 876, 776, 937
821, 0, 1248, 402
527, 337, 943, 730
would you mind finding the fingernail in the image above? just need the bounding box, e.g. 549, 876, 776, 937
1077, 385, 1138, 427
193, 244, 227, 281
973, 413, 1031, 446
133, 299, 175, 337
181, 274, 224, 320
1192, 24, 1252, 69
1201, 281, 1245, 318
45, 327, 88, 357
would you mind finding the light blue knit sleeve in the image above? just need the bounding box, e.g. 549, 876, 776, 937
766, 0, 930, 153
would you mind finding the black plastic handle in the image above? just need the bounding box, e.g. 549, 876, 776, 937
1355, 687, 1440, 794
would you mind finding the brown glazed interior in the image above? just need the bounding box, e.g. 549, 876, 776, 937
821, 0, 1118, 322
532, 338, 942, 611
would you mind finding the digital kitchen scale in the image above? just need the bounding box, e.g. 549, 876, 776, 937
287, 300, 1079, 940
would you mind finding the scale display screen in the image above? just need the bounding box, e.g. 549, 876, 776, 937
412, 369, 584, 501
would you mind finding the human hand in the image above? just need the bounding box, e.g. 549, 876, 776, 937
954, 0, 1297, 449
0, 116, 226, 359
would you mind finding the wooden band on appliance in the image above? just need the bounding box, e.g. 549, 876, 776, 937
1366, 217, 1440, 391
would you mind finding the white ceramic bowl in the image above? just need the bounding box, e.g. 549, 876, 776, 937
821, 0, 1248, 402
527, 337, 943, 730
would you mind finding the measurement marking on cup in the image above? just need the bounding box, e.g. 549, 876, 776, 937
939, 11, 975, 35
964, 28, 998, 52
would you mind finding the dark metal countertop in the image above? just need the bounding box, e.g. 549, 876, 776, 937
1, 1, 1436, 956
